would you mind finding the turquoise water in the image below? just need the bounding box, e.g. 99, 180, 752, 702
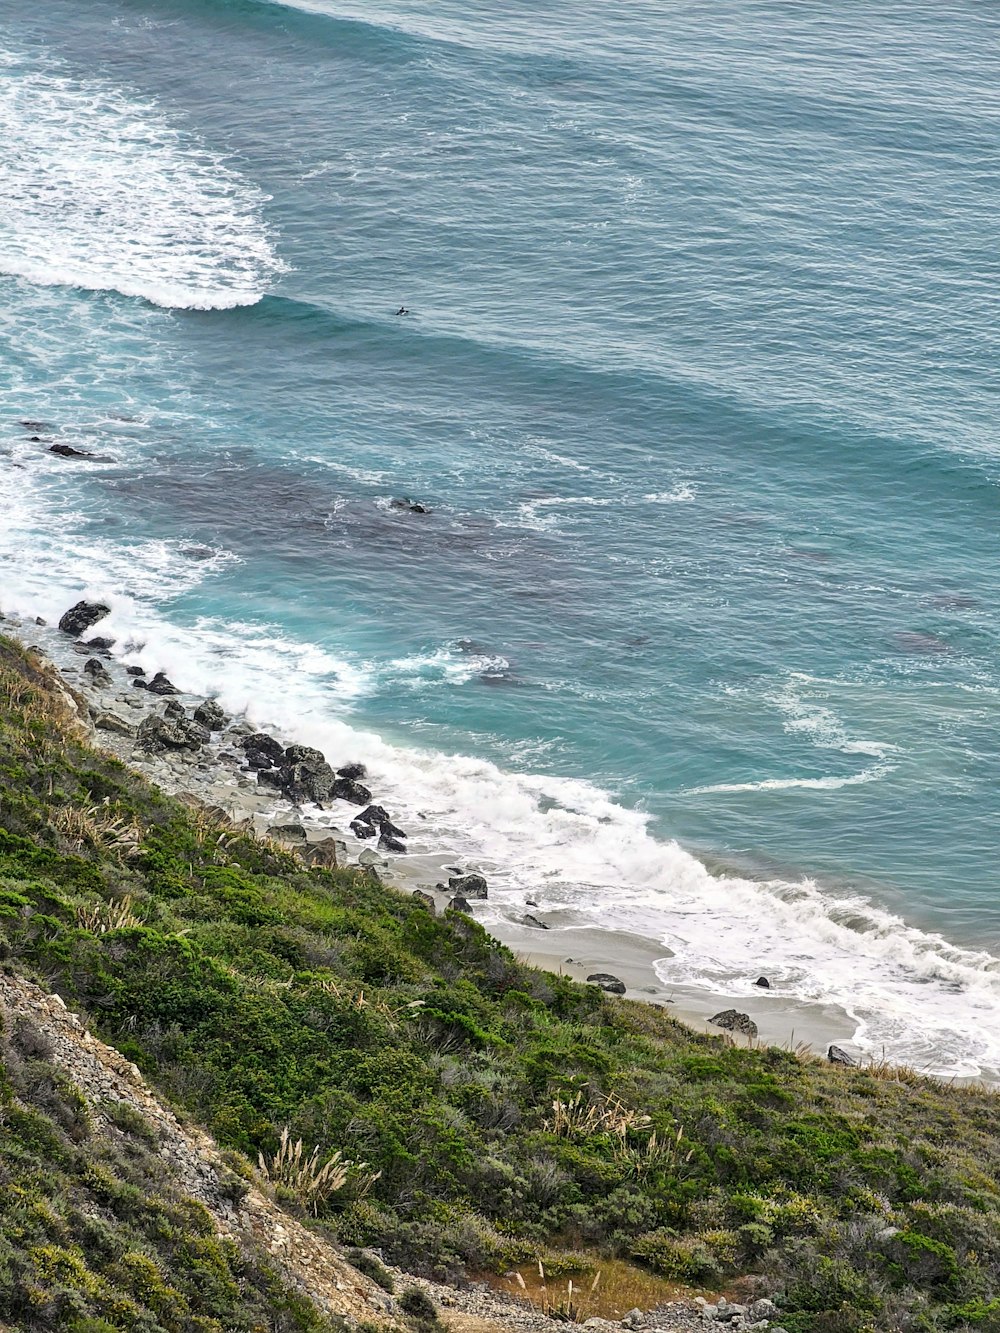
3, 0, 1000, 1074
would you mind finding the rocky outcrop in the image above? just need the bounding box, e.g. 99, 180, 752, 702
828, 1045, 857, 1067
709, 1010, 758, 1039
413, 890, 437, 915
522, 914, 549, 930
59, 600, 110, 637
137, 712, 210, 754
448, 873, 488, 899
587, 973, 626, 995
239, 733, 285, 764
754, 976, 771, 988
193, 699, 228, 730
330, 776, 373, 805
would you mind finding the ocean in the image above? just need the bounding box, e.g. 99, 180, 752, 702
3, 0, 1000, 1076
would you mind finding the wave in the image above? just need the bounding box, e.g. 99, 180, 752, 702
0, 51, 283, 310
685, 764, 894, 795
3, 489, 999, 1077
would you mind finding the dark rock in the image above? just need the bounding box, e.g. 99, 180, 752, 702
337, 762, 368, 781
256, 769, 284, 790
93, 711, 137, 738
126, 665, 145, 676
378, 831, 407, 854
350, 818, 378, 839
244, 749, 275, 770
266, 823, 307, 845
82, 658, 113, 687
20, 420, 51, 431
828, 1045, 857, 1067
34, 617, 46, 626
389, 497, 430, 514
586, 973, 626, 995
49, 443, 93, 458
284, 744, 326, 764
447, 873, 488, 900
709, 1009, 758, 1039
330, 777, 372, 805
238, 732, 285, 762
137, 714, 209, 754
144, 671, 180, 696
59, 600, 110, 637
163, 700, 185, 719
525, 898, 538, 907
447, 896, 472, 913
282, 759, 338, 806
754, 976, 771, 989
86, 636, 115, 651
522, 914, 549, 930
413, 890, 436, 915
193, 700, 227, 731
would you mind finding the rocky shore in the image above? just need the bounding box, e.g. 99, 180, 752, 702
4, 598, 862, 1071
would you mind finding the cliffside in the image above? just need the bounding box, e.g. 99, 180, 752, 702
1, 627, 1000, 1333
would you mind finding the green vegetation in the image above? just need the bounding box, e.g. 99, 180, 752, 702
0, 1014, 341, 1332
2, 634, 1000, 1331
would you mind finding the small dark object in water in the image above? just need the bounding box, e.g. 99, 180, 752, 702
86, 636, 115, 651
49, 443, 93, 458
523, 913, 549, 930
394, 306, 410, 315
755, 976, 771, 988
389, 496, 430, 514
126, 665, 146, 676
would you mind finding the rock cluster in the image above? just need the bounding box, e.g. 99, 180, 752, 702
709, 1010, 759, 1038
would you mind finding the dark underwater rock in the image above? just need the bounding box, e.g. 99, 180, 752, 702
59, 601, 110, 637
49, 443, 93, 458
86, 636, 115, 651
755, 976, 771, 988
389, 497, 430, 514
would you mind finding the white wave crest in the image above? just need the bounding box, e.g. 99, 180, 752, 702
685, 762, 894, 795
0, 51, 283, 309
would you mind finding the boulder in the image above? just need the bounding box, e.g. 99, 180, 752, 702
358, 848, 382, 867
378, 831, 407, 854
282, 759, 338, 805
389, 497, 430, 514
330, 777, 372, 805
93, 711, 137, 738
350, 817, 378, 840
238, 733, 285, 763
83, 658, 113, 688
284, 744, 325, 764
244, 749, 275, 770
747, 1299, 779, 1324
828, 1045, 857, 1067
144, 671, 180, 696
86, 636, 115, 651
126, 665, 145, 676
193, 700, 228, 730
755, 976, 771, 988
412, 890, 436, 915
163, 699, 185, 719
137, 714, 209, 754
337, 762, 367, 781
709, 1009, 758, 1039
256, 768, 283, 790
266, 823, 307, 846
447, 873, 488, 899
522, 914, 549, 930
586, 973, 626, 995
59, 600, 110, 637
447, 896, 472, 913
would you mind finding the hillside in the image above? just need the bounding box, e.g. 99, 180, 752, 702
1, 631, 999, 1332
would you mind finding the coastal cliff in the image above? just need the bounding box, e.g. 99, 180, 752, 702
0, 630, 999, 1332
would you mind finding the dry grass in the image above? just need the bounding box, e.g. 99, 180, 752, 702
75, 895, 141, 935
257, 1126, 380, 1216
496, 1257, 703, 1322
52, 802, 143, 862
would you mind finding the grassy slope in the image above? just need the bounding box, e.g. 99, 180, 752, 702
1, 634, 999, 1333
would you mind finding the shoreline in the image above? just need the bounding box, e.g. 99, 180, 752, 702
1, 603, 865, 1070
